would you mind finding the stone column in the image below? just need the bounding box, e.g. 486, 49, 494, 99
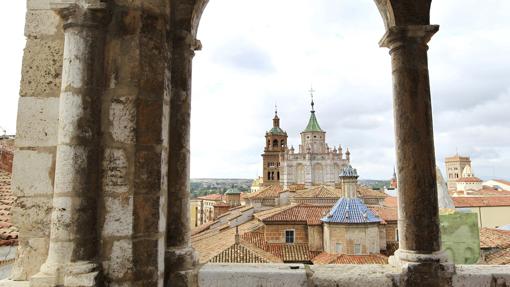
380, 25, 454, 286
31, 2, 108, 286
164, 29, 202, 287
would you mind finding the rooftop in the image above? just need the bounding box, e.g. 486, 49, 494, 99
261, 204, 333, 225
312, 253, 388, 265
0, 170, 17, 246
292, 185, 341, 199
453, 196, 510, 207
480, 228, 510, 249
245, 185, 283, 200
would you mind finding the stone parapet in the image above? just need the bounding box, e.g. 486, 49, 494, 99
198, 264, 510, 287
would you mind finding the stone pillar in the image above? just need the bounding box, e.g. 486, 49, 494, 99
30, 2, 108, 286
164, 29, 202, 287
379, 24, 454, 286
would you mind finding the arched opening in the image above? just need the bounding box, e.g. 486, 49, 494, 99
312, 163, 324, 185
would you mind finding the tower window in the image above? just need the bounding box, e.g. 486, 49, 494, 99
277, 172, 280, 180
285, 230, 295, 243
272, 139, 278, 148
267, 172, 271, 180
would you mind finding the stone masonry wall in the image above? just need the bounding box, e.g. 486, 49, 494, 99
11, 0, 64, 280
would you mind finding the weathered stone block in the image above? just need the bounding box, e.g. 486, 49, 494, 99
103, 148, 129, 195
27, 0, 51, 10
134, 149, 161, 194
16, 97, 59, 148
133, 239, 159, 280
133, 195, 160, 235
109, 97, 136, 144
12, 197, 52, 238
199, 264, 308, 287
25, 10, 60, 37
20, 38, 63, 98
10, 237, 49, 281
103, 196, 133, 237
136, 99, 163, 145
104, 240, 133, 280
12, 149, 54, 197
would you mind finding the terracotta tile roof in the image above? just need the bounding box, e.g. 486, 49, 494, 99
244, 185, 283, 200
0, 139, 15, 153
457, 177, 483, 183
209, 239, 283, 263
485, 248, 510, 265
191, 219, 265, 263
241, 231, 320, 262
293, 185, 341, 198
357, 186, 387, 198
312, 253, 388, 264
480, 228, 510, 249
462, 187, 510, 196
261, 204, 332, 225
453, 196, 510, 207
384, 196, 397, 208
253, 204, 297, 221
197, 194, 223, 201
369, 206, 398, 223
0, 170, 17, 246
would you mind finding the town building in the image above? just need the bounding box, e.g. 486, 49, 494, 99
445, 154, 472, 190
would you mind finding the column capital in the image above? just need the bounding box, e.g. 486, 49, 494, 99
172, 29, 203, 52
50, 1, 109, 30
379, 25, 439, 51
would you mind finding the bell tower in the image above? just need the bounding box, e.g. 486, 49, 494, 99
262, 107, 287, 186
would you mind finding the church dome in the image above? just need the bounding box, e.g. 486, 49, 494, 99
321, 198, 381, 224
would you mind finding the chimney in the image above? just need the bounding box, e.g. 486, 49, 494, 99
235, 226, 240, 244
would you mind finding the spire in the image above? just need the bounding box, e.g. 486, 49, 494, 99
303, 88, 323, 133
309, 87, 315, 113
268, 105, 286, 135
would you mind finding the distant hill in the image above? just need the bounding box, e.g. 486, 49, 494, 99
359, 179, 390, 190
190, 178, 253, 198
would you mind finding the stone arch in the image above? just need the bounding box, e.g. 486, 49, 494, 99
296, 164, 305, 184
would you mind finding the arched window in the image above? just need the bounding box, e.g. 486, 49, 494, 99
267, 172, 271, 180
277, 171, 280, 180
272, 139, 278, 148
281, 140, 285, 147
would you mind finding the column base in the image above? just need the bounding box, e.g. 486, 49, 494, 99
165, 246, 199, 287
390, 249, 455, 287
30, 261, 101, 287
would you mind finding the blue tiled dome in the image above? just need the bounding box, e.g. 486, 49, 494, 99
321, 198, 381, 224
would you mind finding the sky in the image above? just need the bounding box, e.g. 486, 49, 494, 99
2, 1, 510, 180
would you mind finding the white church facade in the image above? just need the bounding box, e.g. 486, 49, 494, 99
262, 95, 351, 188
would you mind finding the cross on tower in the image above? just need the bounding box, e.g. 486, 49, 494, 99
309, 86, 316, 112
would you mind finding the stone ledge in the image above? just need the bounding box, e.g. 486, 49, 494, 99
2, 264, 510, 286
198, 264, 308, 287
198, 264, 510, 287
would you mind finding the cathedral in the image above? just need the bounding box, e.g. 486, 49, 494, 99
262, 95, 351, 188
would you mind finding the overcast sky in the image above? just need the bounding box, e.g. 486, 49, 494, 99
2, 1, 510, 180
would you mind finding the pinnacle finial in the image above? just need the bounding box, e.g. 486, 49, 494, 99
309, 86, 315, 112
275, 103, 278, 116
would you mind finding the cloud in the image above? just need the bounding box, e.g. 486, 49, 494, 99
2, 0, 509, 180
